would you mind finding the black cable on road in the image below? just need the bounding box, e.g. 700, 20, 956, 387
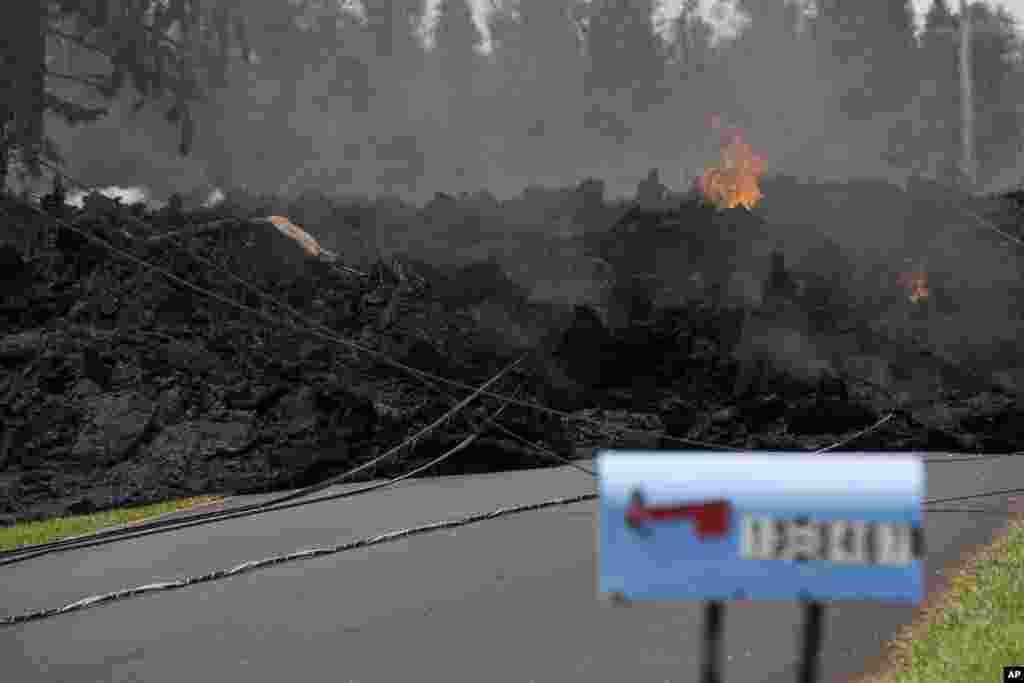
922, 451, 1024, 464
925, 508, 1024, 515
6, 174, 1021, 571
0, 492, 598, 627
924, 487, 1024, 506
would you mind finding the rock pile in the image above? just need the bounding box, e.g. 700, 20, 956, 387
2, 181, 1024, 526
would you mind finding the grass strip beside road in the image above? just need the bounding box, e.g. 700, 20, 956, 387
0, 495, 225, 552
862, 520, 1024, 683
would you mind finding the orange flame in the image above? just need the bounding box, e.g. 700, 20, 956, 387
897, 266, 929, 303
698, 123, 766, 210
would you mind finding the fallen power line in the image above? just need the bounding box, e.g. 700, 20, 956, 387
924, 508, 1024, 515
0, 355, 526, 567
31, 166, 993, 468
2, 171, 1018, 584
924, 486, 1024, 506
922, 451, 1024, 464
0, 392, 893, 565
812, 414, 894, 453
0, 492, 599, 627
0, 405, 993, 569
5, 467, 1024, 627
18, 174, 737, 452
1, 176, 1012, 566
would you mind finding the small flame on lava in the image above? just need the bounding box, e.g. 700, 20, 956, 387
897, 263, 930, 303
697, 119, 766, 210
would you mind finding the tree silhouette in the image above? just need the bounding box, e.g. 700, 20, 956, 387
912, 0, 1021, 182
584, 0, 664, 101
670, 0, 714, 77
434, 0, 482, 97
2, 0, 249, 191
962, 2, 1021, 180
486, 0, 582, 141
916, 0, 960, 174
363, 0, 425, 73
810, 0, 917, 121
518, 0, 582, 90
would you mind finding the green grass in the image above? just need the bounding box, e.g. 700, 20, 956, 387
861, 520, 1024, 683
0, 495, 224, 552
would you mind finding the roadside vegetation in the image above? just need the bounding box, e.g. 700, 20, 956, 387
862, 520, 1024, 683
0, 495, 224, 552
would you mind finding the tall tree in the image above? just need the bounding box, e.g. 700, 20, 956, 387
912, 1, 1020, 182
1, 0, 47, 190
665, 0, 720, 135
486, 0, 523, 72
584, 0, 664, 101
432, 0, 483, 186
518, 0, 582, 88
2, 0, 248, 191
362, 0, 425, 76
963, 2, 1020, 180
669, 0, 714, 77
810, 0, 917, 121
737, 0, 802, 37
916, 0, 960, 174
490, 0, 583, 138
199, 0, 371, 193
434, 0, 482, 98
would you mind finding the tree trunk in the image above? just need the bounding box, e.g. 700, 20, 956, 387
960, 0, 976, 189
0, 0, 46, 187
0, 140, 9, 194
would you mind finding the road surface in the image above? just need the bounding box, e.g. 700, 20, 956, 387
1, 453, 1021, 683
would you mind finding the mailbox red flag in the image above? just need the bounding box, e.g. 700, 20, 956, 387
625, 492, 732, 540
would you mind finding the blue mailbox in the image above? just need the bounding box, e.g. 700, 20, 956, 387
598, 452, 924, 605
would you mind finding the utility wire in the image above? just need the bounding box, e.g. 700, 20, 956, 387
34, 167, 1002, 469
18, 181, 737, 451
252, 355, 525, 507
812, 414, 893, 453
0, 201, 1008, 562
1, 184, 631, 566
6, 468, 1024, 627
922, 451, 1024, 464
0, 492, 598, 627
8, 452, 1024, 625
0, 402, 959, 567
3, 172, 1018, 567
0, 356, 524, 566
924, 486, 1024, 506
925, 508, 1024, 515
0, 387, 897, 564
957, 202, 1024, 248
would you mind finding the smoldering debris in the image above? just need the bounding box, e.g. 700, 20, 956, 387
2, 176, 1024, 525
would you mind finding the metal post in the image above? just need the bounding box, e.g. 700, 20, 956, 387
797, 601, 825, 683
702, 600, 725, 683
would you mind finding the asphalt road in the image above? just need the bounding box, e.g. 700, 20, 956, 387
2, 453, 1022, 683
